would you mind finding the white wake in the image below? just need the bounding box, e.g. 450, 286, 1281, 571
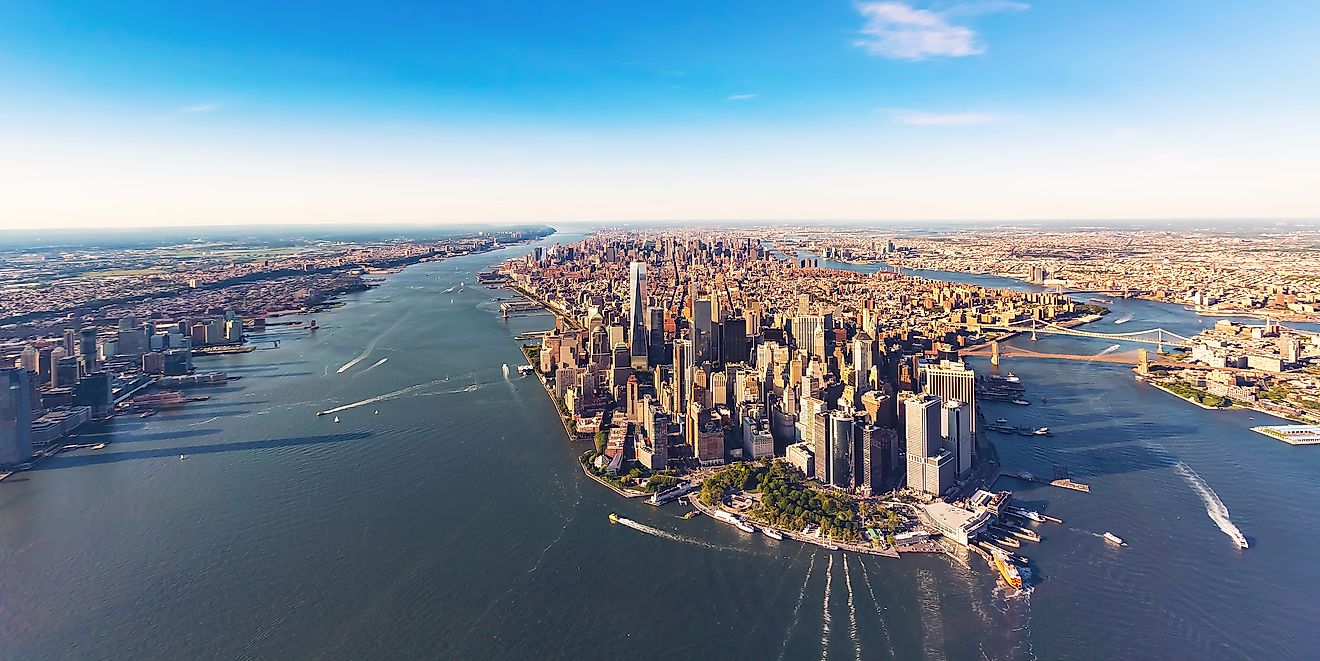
820, 554, 834, 661
1174, 462, 1249, 549
1113, 313, 1134, 325
1095, 343, 1121, 357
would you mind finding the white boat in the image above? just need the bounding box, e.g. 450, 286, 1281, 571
1034, 427, 1050, 435
501, 363, 510, 377
179, 454, 188, 460
1012, 399, 1031, 406
333, 416, 340, 423
1008, 507, 1046, 523
824, 544, 841, 551
762, 527, 784, 541
996, 418, 1009, 424
1103, 532, 1126, 546
374, 410, 379, 415
736, 521, 756, 534
1004, 372, 1021, 382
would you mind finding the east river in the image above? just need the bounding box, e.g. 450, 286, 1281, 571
2, 236, 1318, 660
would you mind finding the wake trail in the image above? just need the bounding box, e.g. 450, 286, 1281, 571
316, 378, 482, 416
843, 555, 863, 661
355, 357, 389, 376
858, 561, 898, 659
1113, 313, 1134, 325
1174, 461, 1249, 549
820, 554, 834, 661
336, 311, 413, 374
778, 554, 817, 661
1095, 343, 1121, 357
615, 517, 758, 555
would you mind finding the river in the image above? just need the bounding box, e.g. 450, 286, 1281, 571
0, 237, 1316, 659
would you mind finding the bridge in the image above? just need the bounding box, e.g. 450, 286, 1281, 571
962, 343, 1244, 373
957, 318, 1192, 350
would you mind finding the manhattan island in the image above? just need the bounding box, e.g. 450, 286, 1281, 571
491, 228, 1117, 590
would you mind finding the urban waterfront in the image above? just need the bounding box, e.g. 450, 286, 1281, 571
2, 236, 1319, 660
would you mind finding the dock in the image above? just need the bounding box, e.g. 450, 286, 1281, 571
997, 469, 1091, 493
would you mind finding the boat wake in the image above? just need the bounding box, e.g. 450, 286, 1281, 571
336, 311, 412, 374
842, 555, 863, 661
1113, 313, 1134, 325
777, 554, 817, 661
315, 377, 483, 416
857, 560, 897, 659
1095, 344, 1121, 357
820, 554, 834, 661
1174, 462, 1249, 549
355, 357, 388, 376
614, 517, 757, 555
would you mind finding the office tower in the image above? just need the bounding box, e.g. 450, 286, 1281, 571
922, 359, 977, 432
74, 371, 113, 416
905, 395, 952, 496
720, 317, 749, 365
828, 410, 854, 489
626, 375, 640, 421
941, 399, 973, 476
79, 328, 98, 371
19, 346, 39, 373
693, 298, 713, 362
645, 306, 666, 366
224, 319, 244, 344
638, 398, 670, 470
741, 416, 774, 460
852, 332, 873, 391
628, 261, 647, 366
792, 314, 827, 360
0, 368, 34, 465
55, 355, 80, 388
37, 347, 54, 382
672, 339, 694, 416
63, 328, 76, 354
687, 402, 724, 466
855, 423, 896, 495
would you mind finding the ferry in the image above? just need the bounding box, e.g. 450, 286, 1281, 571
1006, 507, 1046, 523
762, 527, 784, 541
992, 551, 1024, 590
1103, 532, 1126, 546
1011, 399, 1031, 406
608, 513, 620, 524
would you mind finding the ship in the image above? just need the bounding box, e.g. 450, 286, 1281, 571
1034, 427, 1051, 435
762, 527, 784, 541
1011, 398, 1031, 406
736, 521, 756, 534
992, 551, 1024, 589
1103, 532, 1126, 546
608, 513, 620, 524
681, 510, 699, 520
1006, 507, 1046, 523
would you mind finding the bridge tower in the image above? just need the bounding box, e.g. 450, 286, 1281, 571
991, 340, 1000, 366
1137, 348, 1150, 375
1030, 318, 1038, 342
1155, 328, 1163, 353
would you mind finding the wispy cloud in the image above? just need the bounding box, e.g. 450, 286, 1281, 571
886, 109, 998, 125
180, 102, 221, 113
853, 1, 1027, 60
726, 93, 759, 101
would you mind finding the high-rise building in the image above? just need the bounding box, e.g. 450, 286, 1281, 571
672, 339, 694, 416
720, 317, 749, 365
828, 410, 854, 489
852, 332, 873, 391
79, 328, 98, 372
793, 315, 827, 360
922, 359, 977, 432
55, 356, 81, 389
73, 371, 113, 417
645, 306, 666, 366
0, 368, 34, 465
63, 328, 76, 355
19, 345, 39, 373
905, 395, 953, 496
628, 261, 648, 366
941, 399, 973, 476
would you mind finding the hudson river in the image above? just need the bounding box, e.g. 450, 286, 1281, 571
2, 236, 1318, 660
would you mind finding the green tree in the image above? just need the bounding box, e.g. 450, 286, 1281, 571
594, 430, 607, 454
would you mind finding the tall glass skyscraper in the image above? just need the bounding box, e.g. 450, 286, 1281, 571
628, 261, 647, 366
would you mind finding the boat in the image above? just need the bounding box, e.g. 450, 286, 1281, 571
608, 513, 619, 524
333, 416, 340, 423
736, 521, 756, 534
681, 510, 699, 520
179, 454, 188, 460
824, 544, 841, 551
762, 527, 784, 541
1034, 427, 1050, 435
992, 551, 1024, 589
139, 410, 156, 418
1004, 372, 1021, 383
1011, 399, 1031, 406
1006, 507, 1046, 523
1103, 532, 1126, 546
501, 363, 510, 377
996, 418, 1009, 424
374, 410, 379, 415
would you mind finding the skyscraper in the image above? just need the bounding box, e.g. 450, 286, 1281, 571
905, 395, 953, 496
672, 338, 693, 417
628, 261, 647, 366
79, 328, 98, 372
941, 399, 973, 476
922, 359, 977, 432
0, 368, 34, 466
852, 332, 873, 391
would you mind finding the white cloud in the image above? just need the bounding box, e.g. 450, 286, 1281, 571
726, 93, 760, 101
180, 102, 221, 113
853, 1, 1026, 60
888, 109, 998, 125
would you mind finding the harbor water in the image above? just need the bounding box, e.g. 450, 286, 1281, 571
1, 238, 1318, 659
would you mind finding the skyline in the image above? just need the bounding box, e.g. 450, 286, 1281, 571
3, 1, 1319, 229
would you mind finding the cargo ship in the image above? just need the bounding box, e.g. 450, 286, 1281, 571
992, 551, 1024, 590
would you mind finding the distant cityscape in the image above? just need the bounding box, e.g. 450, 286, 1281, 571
0, 227, 552, 469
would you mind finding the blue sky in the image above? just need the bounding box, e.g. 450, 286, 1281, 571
2, 1, 1318, 227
